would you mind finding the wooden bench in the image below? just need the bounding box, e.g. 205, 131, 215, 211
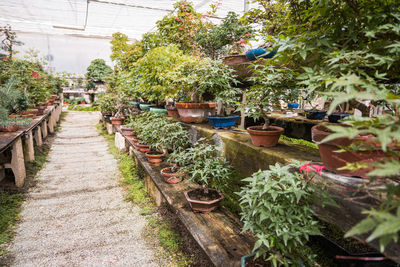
0, 102, 62, 187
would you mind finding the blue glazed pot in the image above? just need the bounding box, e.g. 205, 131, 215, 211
288, 103, 299, 109
139, 104, 155, 111
305, 110, 327, 120
149, 107, 167, 114
328, 113, 351, 123
206, 115, 239, 128
245, 48, 278, 61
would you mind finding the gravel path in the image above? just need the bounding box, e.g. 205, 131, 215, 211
7, 111, 158, 267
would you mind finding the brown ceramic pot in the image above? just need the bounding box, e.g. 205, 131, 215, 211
145, 151, 164, 164
175, 102, 216, 123
311, 124, 392, 178
137, 143, 150, 153
166, 106, 180, 119
120, 126, 134, 136
184, 188, 224, 213
111, 117, 124, 126
247, 126, 284, 147
0, 124, 19, 132
160, 167, 183, 184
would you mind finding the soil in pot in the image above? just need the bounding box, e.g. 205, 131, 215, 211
247, 126, 284, 147
160, 167, 183, 184
188, 188, 220, 202
145, 151, 164, 164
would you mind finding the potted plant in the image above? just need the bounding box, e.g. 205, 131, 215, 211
169, 140, 231, 213
244, 63, 298, 147
238, 162, 331, 266
175, 58, 237, 123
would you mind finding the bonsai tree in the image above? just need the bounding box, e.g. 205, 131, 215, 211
175, 57, 239, 108
168, 139, 232, 193
245, 62, 299, 130
196, 12, 253, 59
0, 25, 23, 58
110, 32, 143, 72
85, 59, 113, 83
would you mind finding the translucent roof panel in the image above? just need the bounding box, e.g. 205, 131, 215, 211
0, 0, 249, 74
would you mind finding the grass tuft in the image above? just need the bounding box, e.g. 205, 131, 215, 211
97, 123, 196, 266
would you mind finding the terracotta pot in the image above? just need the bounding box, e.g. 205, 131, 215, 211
21, 114, 35, 119
160, 167, 183, 184
0, 124, 19, 132
120, 126, 134, 136
311, 124, 393, 178
145, 151, 164, 164
137, 143, 150, 153
223, 54, 250, 65
175, 102, 216, 123
184, 188, 224, 213
166, 106, 180, 119
111, 117, 124, 126
33, 106, 46, 116
247, 126, 284, 147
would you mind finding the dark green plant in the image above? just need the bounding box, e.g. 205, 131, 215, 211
168, 140, 232, 191
245, 0, 400, 252
238, 162, 332, 266
0, 25, 23, 58
85, 59, 113, 82
196, 12, 253, 59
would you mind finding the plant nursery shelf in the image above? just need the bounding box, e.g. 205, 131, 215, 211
116, 127, 255, 267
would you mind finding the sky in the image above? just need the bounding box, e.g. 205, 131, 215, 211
0, 0, 248, 74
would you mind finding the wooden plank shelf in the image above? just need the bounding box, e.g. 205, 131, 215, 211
114, 127, 255, 267
0, 101, 62, 187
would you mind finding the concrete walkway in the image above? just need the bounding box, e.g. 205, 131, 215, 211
8, 111, 158, 266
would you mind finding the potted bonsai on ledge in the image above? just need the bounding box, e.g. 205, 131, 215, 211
169, 140, 231, 213
174, 58, 238, 123
244, 62, 298, 147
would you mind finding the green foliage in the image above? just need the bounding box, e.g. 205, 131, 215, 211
97, 92, 117, 114
196, 12, 253, 59
85, 59, 113, 82
0, 191, 24, 256
175, 57, 239, 104
238, 162, 328, 266
127, 112, 190, 152
245, 0, 400, 252
244, 62, 299, 127
156, 0, 207, 54
0, 24, 23, 58
110, 32, 143, 71
168, 140, 232, 191
132, 45, 189, 102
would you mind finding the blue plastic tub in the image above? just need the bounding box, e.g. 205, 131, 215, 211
245, 48, 278, 61
206, 115, 239, 128
328, 113, 351, 123
288, 103, 299, 109
305, 110, 327, 120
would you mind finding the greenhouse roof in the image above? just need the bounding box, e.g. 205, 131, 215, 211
0, 1, 248, 74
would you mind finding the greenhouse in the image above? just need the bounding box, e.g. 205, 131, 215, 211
0, 0, 399, 266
